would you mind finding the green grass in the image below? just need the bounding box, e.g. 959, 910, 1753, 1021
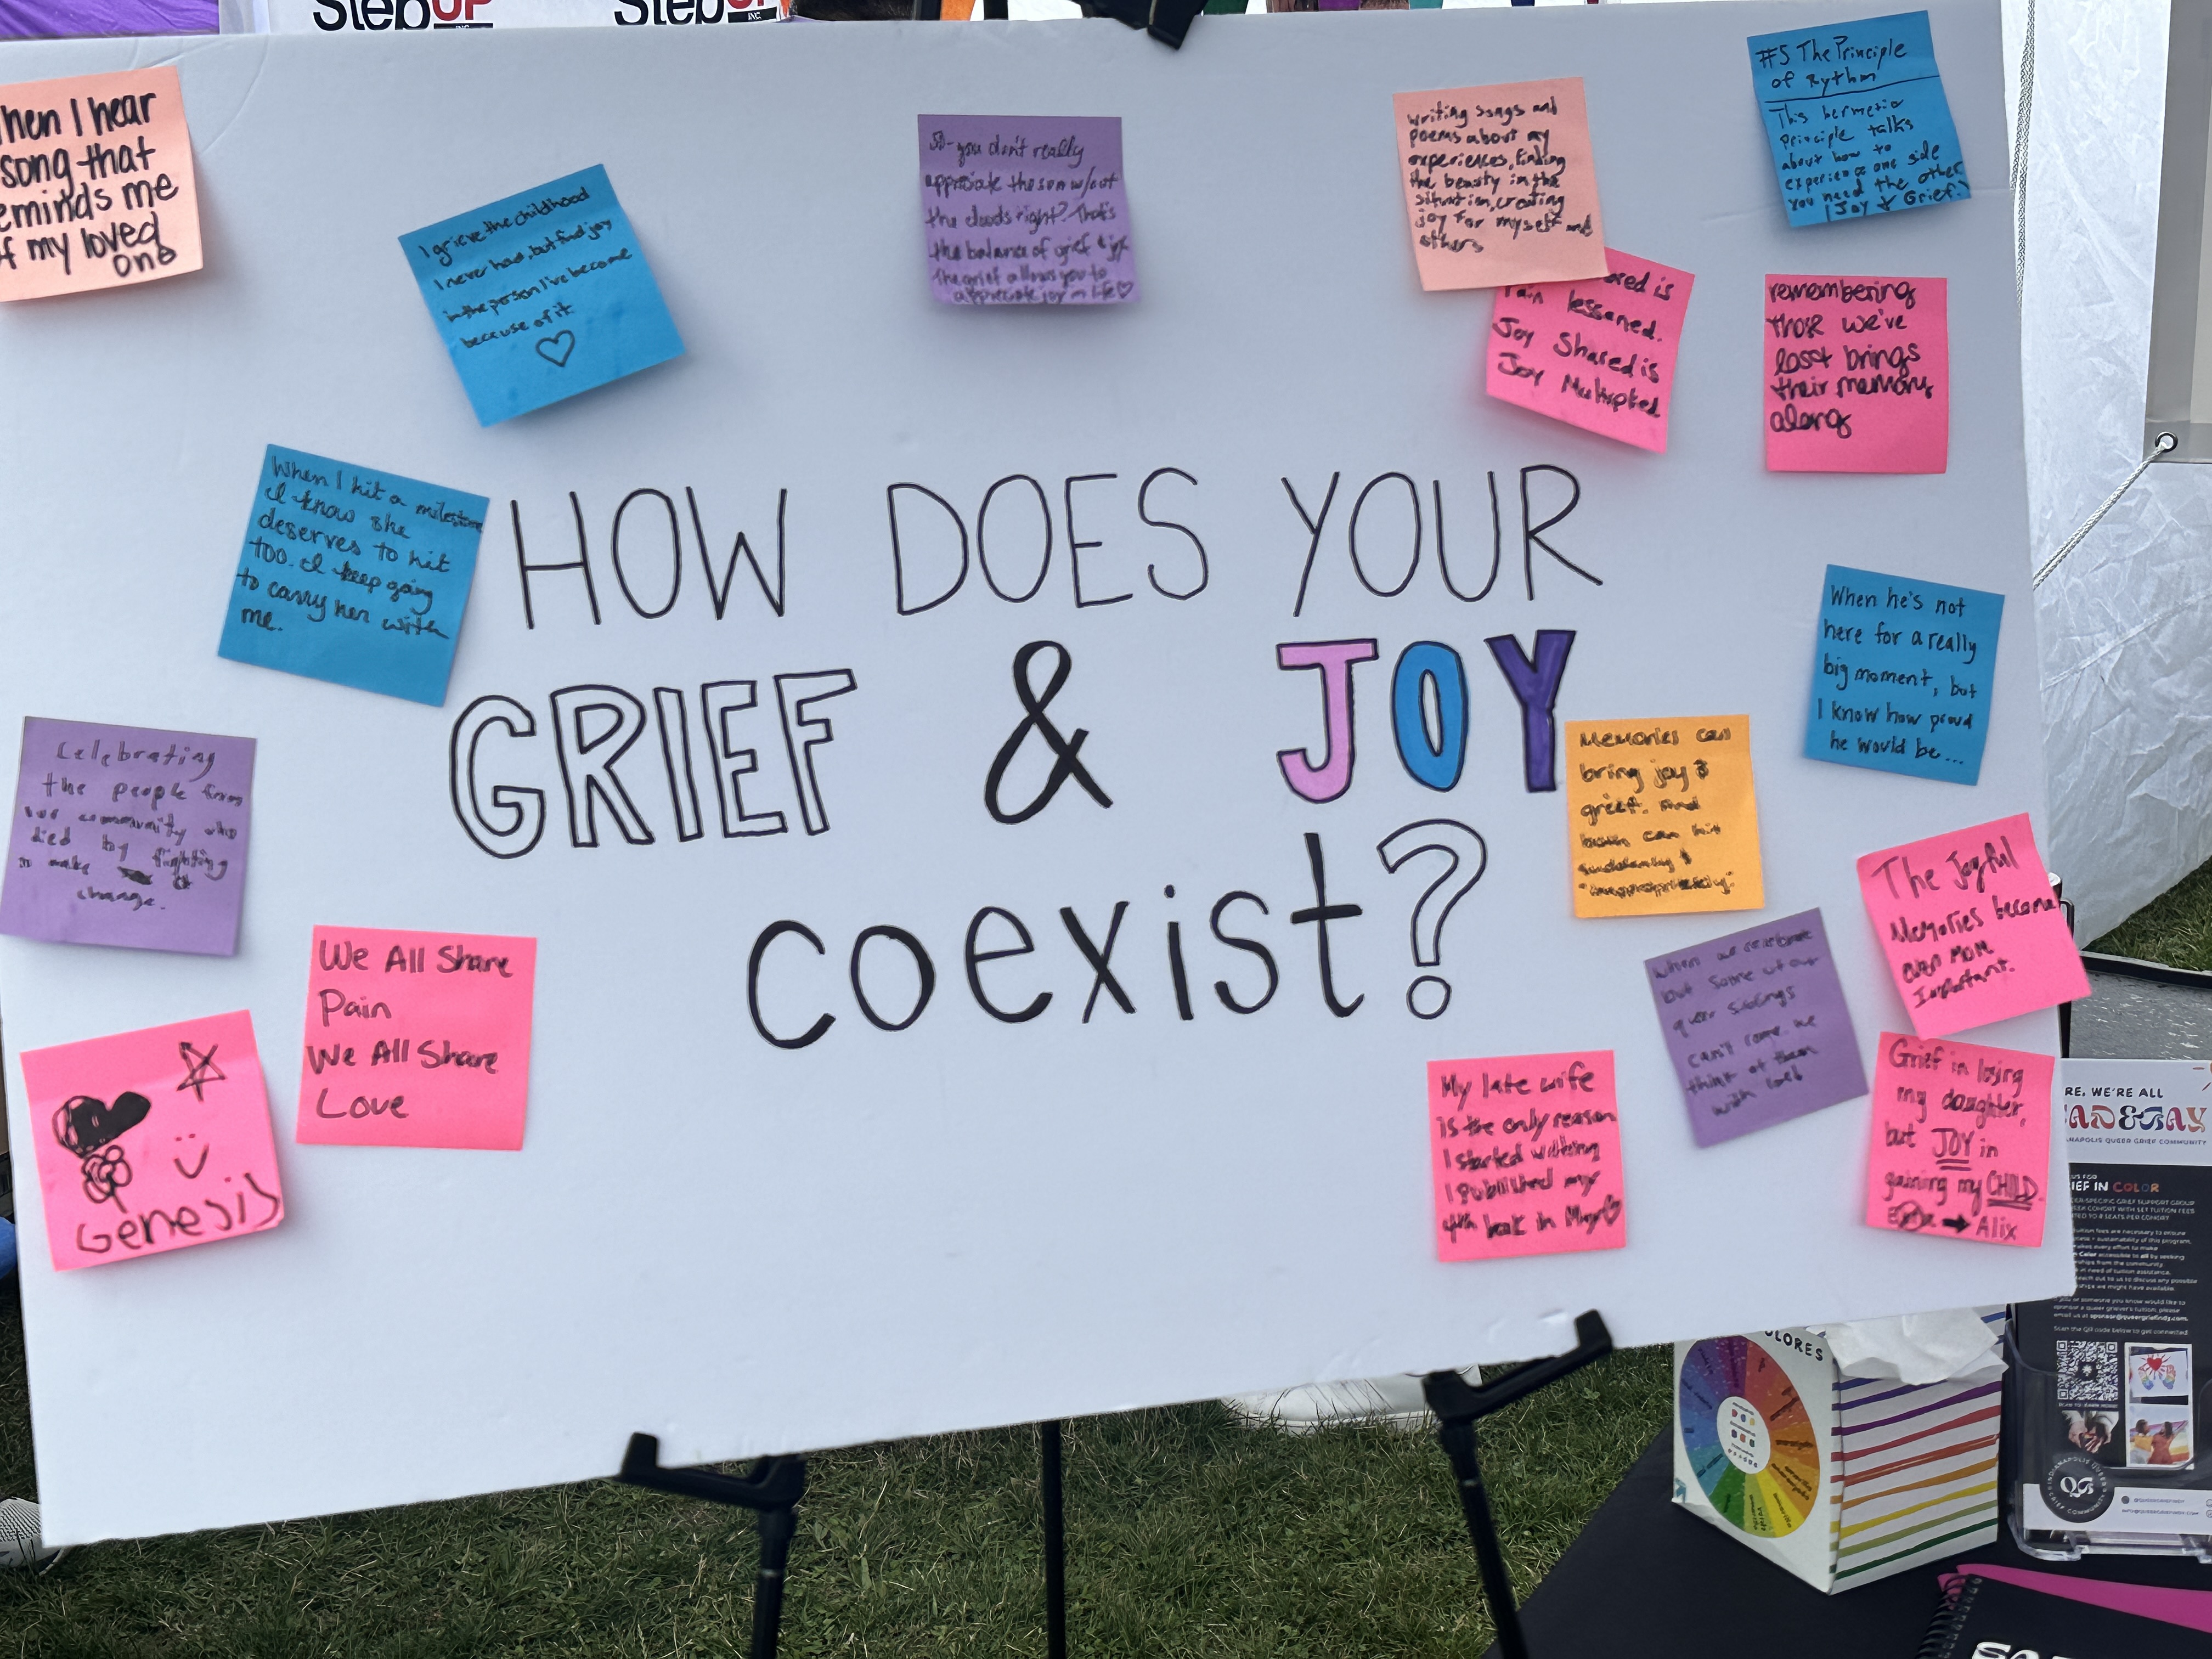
2090, 853, 2212, 971
0, 1270, 1671, 1656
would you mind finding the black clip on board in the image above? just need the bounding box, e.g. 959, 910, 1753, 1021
1093, 0, 1205, 49
911, 1, 1012, 15
911, 0, 1203, 49
617, 1434, 809, 1659
1423, 1310, 1615, 1659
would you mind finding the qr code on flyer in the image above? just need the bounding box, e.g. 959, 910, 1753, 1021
2058, 1340, 2121, 1405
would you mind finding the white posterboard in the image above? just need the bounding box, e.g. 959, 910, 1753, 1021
0, 2, 2072, 1544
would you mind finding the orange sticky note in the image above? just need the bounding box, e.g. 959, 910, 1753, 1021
1393, 78, 1607, 291
296, 925, 538, 1150
1486, 250, 1695, 452
1857, 813, 2090, 1038
1865, 1031, 2051, 1247
0, 66, 202, 303
1428, 1051, 1624, 1260
1764, 275, 1948, 473
21, 1009, 284, 1271
1564, 716, 1763, 917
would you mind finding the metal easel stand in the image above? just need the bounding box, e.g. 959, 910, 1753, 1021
1421, 1311, 1615, 1659
616, 1434, 809, 1659
620, 1424, 1069, 1659
1041, 1420, 1068, 1659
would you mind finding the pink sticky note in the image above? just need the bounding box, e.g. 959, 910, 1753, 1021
1865, 1031, 2051, 1246
1486, 250, 1694, 452
1427, 1051, 1625, 1261
21, 1009, 283, 1271
296, 925, 537, 1150
1857, 813, 2090, 1038
0, 66, 203, 303
1764, 275, 1947, 473
1394, 79, 1607, 292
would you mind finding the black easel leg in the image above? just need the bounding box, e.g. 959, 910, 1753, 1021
1042, 1420, 1067, 1659
753, 1502, 797, 1659
1436, 1418, 1527, 1659
1421, 1314, 1615, 1659
613, 1437, 806, 1659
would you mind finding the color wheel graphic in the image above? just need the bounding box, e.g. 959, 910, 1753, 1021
1679, 1336, 1820, 1537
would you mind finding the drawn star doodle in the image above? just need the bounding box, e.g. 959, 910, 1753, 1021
176, 1040, 225, 1103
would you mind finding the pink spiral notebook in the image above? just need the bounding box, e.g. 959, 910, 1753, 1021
1938, 1564, 2212, 1634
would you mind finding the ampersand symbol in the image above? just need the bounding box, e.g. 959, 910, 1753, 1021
984, 640, 1114, 825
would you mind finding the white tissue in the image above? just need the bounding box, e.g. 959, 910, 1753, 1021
1804, 1307, 2005, 1385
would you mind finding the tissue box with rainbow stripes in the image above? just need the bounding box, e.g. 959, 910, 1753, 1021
1671, 1319, 2002, 1593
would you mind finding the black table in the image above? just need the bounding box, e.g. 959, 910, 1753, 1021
1489, 1429, 2212, 1657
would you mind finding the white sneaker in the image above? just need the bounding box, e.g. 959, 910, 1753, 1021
1223, 1369, 1479, 1433
0, 1499, 58, 1568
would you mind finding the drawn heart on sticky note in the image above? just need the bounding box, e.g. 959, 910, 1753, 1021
535, 331, 577, 369
54, 1090, 151, 1154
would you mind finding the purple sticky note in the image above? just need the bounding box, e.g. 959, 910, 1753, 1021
1644, 908, 1867, 1147
0, 718, 255, 957
917, 115, 1138, 307
0, 0, 212, 38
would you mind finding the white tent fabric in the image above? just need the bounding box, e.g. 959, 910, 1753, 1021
2006, 0, 2212, 944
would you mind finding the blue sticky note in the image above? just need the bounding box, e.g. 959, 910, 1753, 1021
218, 447, 489, 707
399, 165, 684, 425
1805, 564, 2002, 784
1747, 12, 1969, 227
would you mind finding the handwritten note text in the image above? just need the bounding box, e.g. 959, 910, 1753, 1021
0, 718, 254, 956
218, 447, 488, 707
1857, 813, 2089, 1037
1645, 909, 1866, 1147
1865, 1031, 2050, 1246
1765, 274, 1947, 473
400, 165, 684, 425
296, 924, 537, 1150
1564, 716, 1763, 918
1748, 12, 1970, 227
1807, 565, 2000, 783
1486, 250, 1694, 452
918, 115, 1136, 307
1393, 79, 1605, 291
0, 67, 201, 302
1427, 1051, 1624, 1261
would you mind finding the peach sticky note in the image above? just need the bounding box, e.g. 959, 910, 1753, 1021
1428, 1051, 1624, 1260
0, 66, 202, 303
1394, 78, 1606, 291
1487, 250, 1695, 452
1865, 1031, 2052, 1246
21, 1009, 283, 1271
1764, 275, 1947, 473
296, 925, 537, 1150
1564, 716, 1764, 917
1857, 813, 2089, 1038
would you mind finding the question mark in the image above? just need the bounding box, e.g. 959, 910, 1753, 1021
1375, 819, 1487, 1019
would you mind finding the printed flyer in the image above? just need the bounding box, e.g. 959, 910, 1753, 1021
2015, 1059, 2212, 1541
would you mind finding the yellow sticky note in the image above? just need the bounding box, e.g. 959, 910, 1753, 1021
1392, 77, 1607, 292
0, 66, 202, 303
1564, 716, 1763, 918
